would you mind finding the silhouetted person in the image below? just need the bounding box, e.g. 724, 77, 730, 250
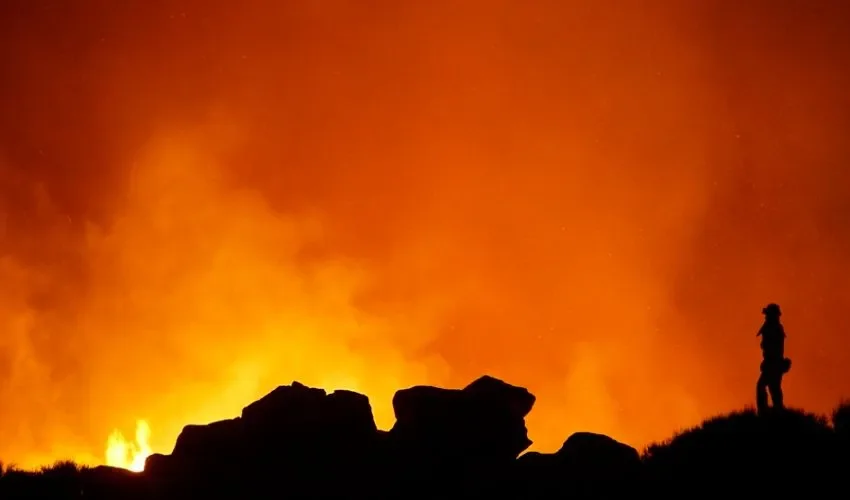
756, 303, 791, 413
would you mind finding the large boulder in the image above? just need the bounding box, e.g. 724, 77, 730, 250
142, 453, 171, 478
82, 466, 149, 500
555, 432, 641, 480
146, 382, 381, 497
512, 432, 641, 498
240, 383, 378, 467
171, 418, 246, 465
242, 384, 377, 443
389, 375, 536, 467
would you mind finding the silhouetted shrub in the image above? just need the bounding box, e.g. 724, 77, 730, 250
643, 407, 840, 494
832, 400, 850, 435
39, 459, 82, 476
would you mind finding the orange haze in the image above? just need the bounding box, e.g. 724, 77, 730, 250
1, 0, 849, 469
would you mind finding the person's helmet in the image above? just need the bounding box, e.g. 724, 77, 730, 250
762, 303, 782, 317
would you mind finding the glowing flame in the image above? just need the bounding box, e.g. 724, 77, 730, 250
105, 420, 153, 472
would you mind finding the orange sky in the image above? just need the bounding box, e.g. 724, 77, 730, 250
1, 0, 849, 469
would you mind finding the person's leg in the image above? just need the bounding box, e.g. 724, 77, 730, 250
768, 374, 784, 410
756, 373, 769, 414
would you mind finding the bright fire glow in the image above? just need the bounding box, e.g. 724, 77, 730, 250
105, 421, 152, 472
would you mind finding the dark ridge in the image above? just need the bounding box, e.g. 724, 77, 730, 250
3, 378, 850, 499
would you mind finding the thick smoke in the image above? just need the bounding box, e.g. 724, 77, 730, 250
1, 0, 849, 467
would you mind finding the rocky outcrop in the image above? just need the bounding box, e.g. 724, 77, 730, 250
142, 376, 536, 497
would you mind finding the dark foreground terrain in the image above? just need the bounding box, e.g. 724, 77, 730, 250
2, 376, 849, 499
